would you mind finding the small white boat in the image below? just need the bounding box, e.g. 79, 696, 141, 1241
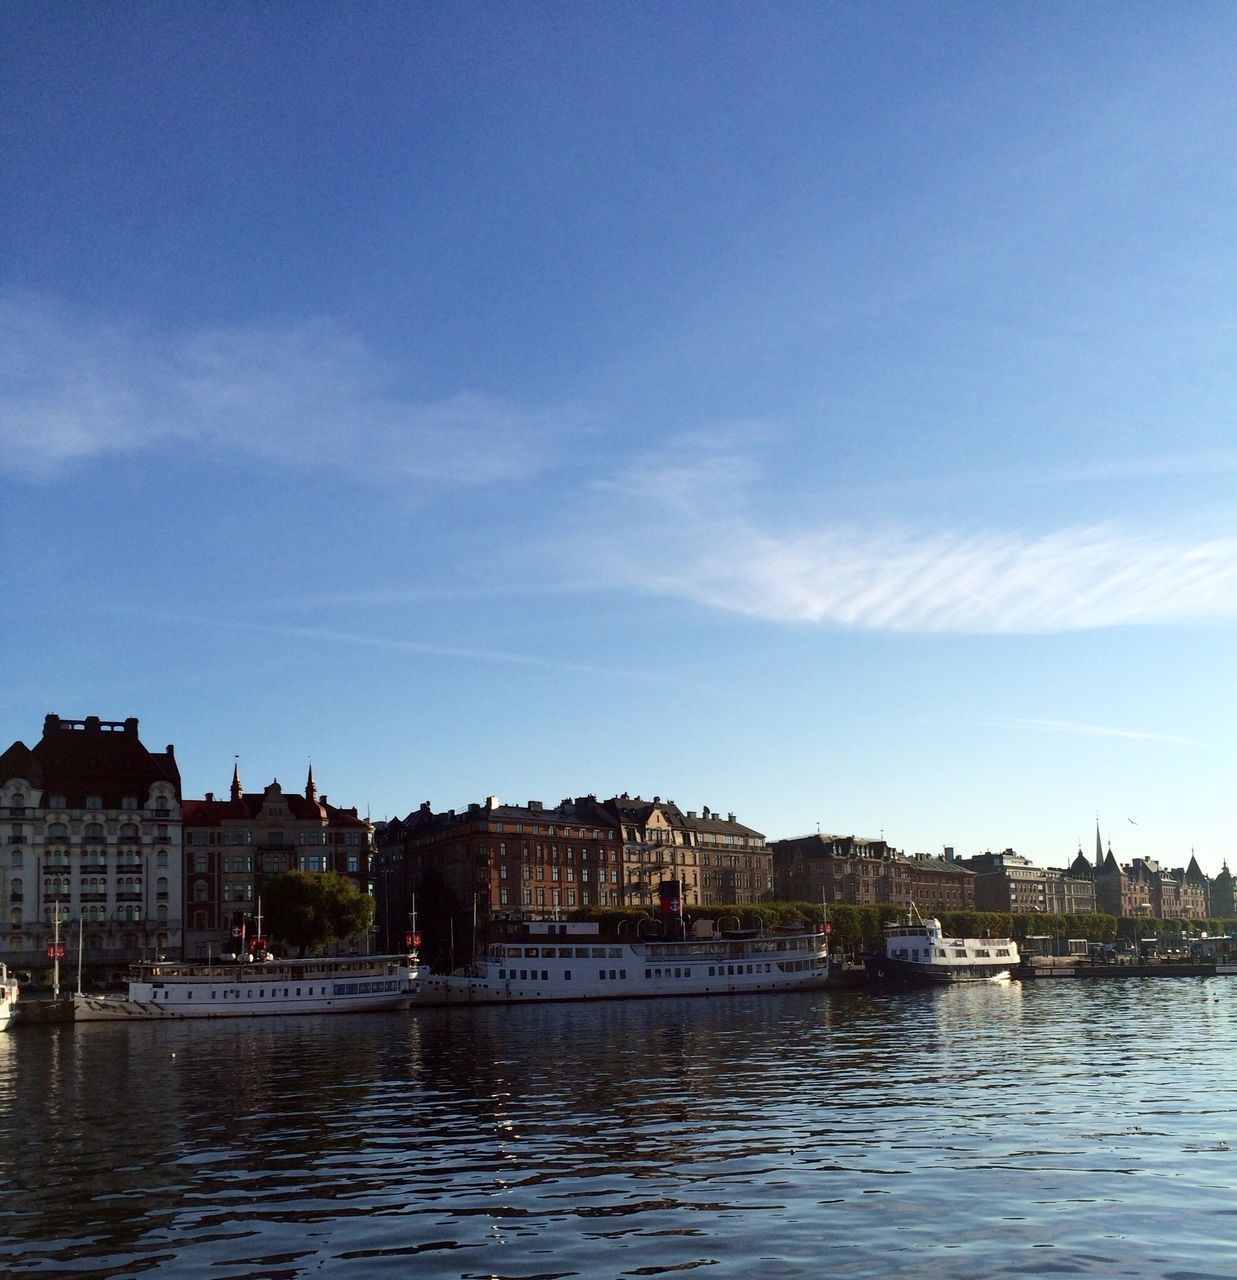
867, 908, 1018, 983
72, 952, 422, 1021
0, 962, 18, 1031
414, 913, 829, 1006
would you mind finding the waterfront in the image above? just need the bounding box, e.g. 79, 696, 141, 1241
2, 980, 1236, 1279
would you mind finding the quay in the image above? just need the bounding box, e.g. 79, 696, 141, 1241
1017, 959, 1237, 980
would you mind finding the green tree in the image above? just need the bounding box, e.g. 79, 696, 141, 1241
263, 870, 375, 957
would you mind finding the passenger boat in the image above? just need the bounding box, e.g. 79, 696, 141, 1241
0, 962, 18, 1031
72, 951, 422, 1021
414, 880, 829, 1006
866, 908, 1018, 983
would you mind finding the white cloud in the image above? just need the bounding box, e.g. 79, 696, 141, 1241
576, 440, 1237, 634
0, 291, 578, 483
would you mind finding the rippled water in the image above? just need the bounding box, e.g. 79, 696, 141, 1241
2, 979, 1236, 1278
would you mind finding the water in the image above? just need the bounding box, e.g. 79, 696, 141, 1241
2, 979, 1236, 1279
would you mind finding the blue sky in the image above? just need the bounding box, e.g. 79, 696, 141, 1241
4, 3, 1237, 874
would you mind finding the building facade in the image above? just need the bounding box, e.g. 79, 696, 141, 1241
600, 795, 771, 909
770, 835, 974, 914
0, 714, 183, 972
181, 764, 373, 958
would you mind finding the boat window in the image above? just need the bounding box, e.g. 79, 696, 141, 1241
564, 970, 571, 980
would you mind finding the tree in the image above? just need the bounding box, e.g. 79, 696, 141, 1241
262, 870, 375, 957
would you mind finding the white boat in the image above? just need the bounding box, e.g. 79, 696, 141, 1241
414, 916, 830, 1006
867, 909, 1019, 983
0, 962, 18, 1031
72, 952, 423, 1021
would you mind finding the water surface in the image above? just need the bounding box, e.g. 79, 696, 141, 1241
2, 979, 1235, 1278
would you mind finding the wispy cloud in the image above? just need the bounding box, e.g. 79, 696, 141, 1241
0, 290, 580, 482
965, 716, 1192, 746
574, 436, 1237, 634
114, 608, 693, 686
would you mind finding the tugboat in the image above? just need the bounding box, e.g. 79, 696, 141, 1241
867, 906, 1018, 983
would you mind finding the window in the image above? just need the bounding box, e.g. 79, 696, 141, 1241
9, 851, 21, 869
86, 795, 102, 810
156, 850, 168, 868
346, 854, 359, 873
193, 854, 208, 873
299, 855, 326, 872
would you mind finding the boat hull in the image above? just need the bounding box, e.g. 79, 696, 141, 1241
73, 990, 414, 1020
866, 954, 1012, 984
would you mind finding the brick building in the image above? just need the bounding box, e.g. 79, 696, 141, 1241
770, 834, 974, 914
181, 764, 373, 958
0, 714, 183, 971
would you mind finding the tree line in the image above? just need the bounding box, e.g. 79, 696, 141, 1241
572, 901, 1236, 956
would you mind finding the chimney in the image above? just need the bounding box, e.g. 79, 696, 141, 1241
486, 795, 500, 810
205, 792, 214, 802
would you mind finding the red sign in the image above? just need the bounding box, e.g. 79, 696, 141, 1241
46, 943, 66, 959
252, 937, 267, 950
406, 932, 422, 949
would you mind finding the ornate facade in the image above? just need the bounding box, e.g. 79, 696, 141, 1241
0, 715, 183, 972
771, 834, 974, 914
181, 764, 373, 958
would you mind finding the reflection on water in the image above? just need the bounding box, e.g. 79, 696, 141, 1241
2, 980, 1236, 1278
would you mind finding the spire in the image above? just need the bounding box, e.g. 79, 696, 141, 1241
231, 757, 242, 802
1095, 820, 1103, 870
306, 759, 318, 803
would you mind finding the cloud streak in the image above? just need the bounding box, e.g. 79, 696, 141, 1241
0, 291, 579, 483
576, 439, 1237, 634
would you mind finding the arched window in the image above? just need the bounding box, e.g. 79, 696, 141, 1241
157, 905, 167, 923
120, 823, 139, 839
11, 792, 25, 810
85, 823, 105, 840
157, 876, 168, 899
48, 823, 68, 839
9, 908, 21, 926
10, 851, 21, 868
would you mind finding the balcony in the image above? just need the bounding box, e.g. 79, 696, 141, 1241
42, 892, 71, 903
115, 892, 143, 903
80, 892, 108, 903
115, 863, 143, 874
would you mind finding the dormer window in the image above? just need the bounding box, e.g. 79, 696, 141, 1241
86, 795, 103, 810
122, 795, 138, 810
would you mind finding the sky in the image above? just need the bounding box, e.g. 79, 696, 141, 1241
3, 3, 1237, 874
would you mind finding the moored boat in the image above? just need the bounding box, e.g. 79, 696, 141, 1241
867, 908, 1018, 983
0, 962, 18, 1031
414, 880, 830, 1005
72, 951, 422, 1021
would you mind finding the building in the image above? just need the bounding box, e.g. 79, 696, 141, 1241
600, 795, 771, 909
376, 796, 622, 964
376, 792, 771, 966
0, 714, 183, 972
770, 835, 974, 914
962, 849, 1047, 913
1212, 863, 1235, 919
181, 764, 373, 958
1042, 863, 1097, 915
